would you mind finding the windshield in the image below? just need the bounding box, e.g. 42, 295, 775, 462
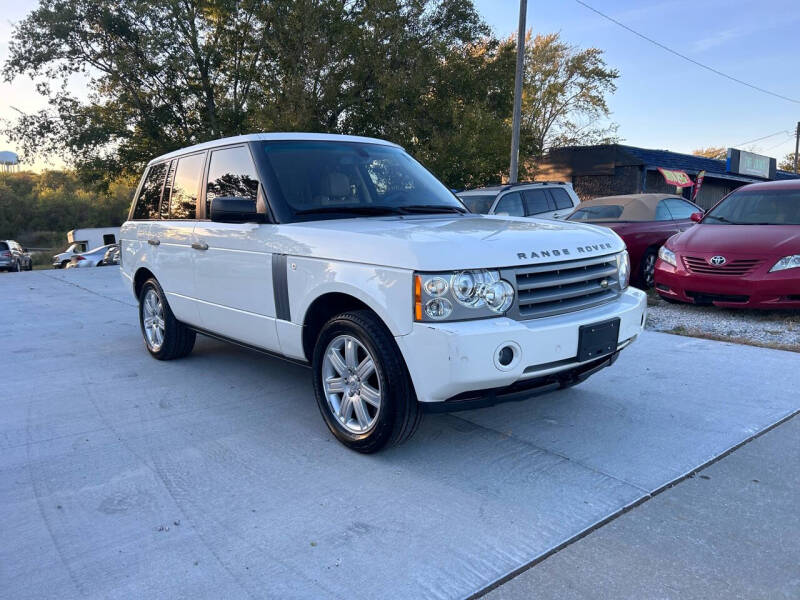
705, 188, 800, 225
458, 194, 496, 214
259, 141, 466, 222
568, 205, 624, 221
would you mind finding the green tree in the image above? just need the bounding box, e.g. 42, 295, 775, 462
3, 0, 501, 188
518, 32, 619, 176
779, 152, 798, 172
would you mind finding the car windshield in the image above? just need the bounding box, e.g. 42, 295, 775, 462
704, 188, 800, 225
568, 205, 624, 221
458, 194, 496, 214
259, 141, 466, 221
0, 242, 8, 251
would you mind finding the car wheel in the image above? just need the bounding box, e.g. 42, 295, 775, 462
138, 278, 196, 360
60, 260, 69, 269
312, 310, 421, 453
639, 249, 658, 289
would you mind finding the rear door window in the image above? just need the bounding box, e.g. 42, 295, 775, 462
132, 162, 168, 220
523, 189, 553, 215
169, 153, 205, 219
206, 146, 259, 215
494, 192, 524, 216
549, 188, 574, 210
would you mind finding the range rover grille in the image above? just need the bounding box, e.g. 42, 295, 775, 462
506, 254, 621, 319
683, 256, 762, 276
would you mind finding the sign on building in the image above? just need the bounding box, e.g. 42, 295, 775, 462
726, 148, 775, 179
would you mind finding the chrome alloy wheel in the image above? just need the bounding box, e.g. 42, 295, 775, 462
644, 253, 657, 288
321, 335, 382, 434
142, 288, 166, 351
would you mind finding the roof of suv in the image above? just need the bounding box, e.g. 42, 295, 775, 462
458, 181, 571, 195
148, 133, 402, 166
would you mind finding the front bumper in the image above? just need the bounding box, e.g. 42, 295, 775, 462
654, 258, 800, 309
395, 287, 646, 404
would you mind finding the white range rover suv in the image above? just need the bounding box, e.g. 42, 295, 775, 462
121, 133, 646, 453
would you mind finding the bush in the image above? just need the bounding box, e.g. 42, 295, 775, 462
0, 170, 134, 243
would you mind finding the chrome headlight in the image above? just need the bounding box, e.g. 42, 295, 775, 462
415, 269, 515, 321
617, 250, 630, 290
658, 246, 677, 267
769, 255, 800, 273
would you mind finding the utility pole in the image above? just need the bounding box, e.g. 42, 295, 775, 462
509, 0, 527, 184
794, 121, 799, 174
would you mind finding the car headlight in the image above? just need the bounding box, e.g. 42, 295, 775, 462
415, 269, 515, 321
769, 255, 800, 273
658, 246, 677, 267
617, 250, 630, 290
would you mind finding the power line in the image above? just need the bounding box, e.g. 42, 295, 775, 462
734, 130, 790, 147
574, 0, 800, 105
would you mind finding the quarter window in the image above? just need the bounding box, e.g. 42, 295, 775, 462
523, 189, 552, 215
206, 146, 259, 214
494, 192, 525, 217
169, 153, 205, 219
549, 188, 574, 210
133, 162, 168, 220
663, 198, 698, 220
655, 200, 673, 221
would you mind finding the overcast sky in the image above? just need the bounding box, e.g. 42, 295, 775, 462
1, 0, 799, 171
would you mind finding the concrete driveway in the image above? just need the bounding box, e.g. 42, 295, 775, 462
2, 268, 798, 599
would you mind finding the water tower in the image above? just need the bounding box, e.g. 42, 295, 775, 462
0, 151, 20, 173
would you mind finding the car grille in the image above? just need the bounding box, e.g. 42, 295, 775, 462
505, 254, 621, 319
683, 256, 762, 276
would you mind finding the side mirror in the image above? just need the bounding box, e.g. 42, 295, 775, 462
690, 212, 703, 223
210, 197, 264, 223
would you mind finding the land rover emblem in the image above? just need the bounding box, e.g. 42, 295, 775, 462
709, 256, 727, 266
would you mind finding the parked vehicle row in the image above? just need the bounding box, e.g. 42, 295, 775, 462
120, 133, 646, 453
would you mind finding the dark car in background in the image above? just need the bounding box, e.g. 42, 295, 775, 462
655, 180, 800, 309
567, 194, 700, 288
0, 240, 33, 272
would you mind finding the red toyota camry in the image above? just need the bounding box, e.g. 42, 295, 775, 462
654, 179, 800, 309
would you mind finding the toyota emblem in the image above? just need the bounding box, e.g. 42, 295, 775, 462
709, 255, 727, 266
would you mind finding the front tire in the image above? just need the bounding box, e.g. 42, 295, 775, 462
639, 249, 657, 289
312, 310, 421, 453
138, 278, 196, 360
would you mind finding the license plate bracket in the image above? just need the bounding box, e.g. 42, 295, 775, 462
577, 318, 620, 362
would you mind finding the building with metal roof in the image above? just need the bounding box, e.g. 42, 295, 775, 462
537, 144, 800, 210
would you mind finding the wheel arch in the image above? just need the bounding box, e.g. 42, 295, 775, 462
301, 292, 376, 363
133, 267, 156, 298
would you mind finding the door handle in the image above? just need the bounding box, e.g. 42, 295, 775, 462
147, 238, 160, 246
191, 242, 209, 251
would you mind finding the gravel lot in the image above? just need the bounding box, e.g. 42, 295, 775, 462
646, 292, 800, 351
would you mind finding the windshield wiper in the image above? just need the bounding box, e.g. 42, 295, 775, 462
704, 215, 739, 224
396, 204, 468, 214
293, 206, 403, 217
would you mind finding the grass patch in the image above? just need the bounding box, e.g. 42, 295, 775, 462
666, 326, 800, 353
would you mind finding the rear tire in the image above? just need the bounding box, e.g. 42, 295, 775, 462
138, 278, 196, 360
312, 310, 421, 453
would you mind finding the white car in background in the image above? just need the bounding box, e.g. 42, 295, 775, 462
52, 242, 88, 268
66, 244, 118, 268
458, 182, 581, 220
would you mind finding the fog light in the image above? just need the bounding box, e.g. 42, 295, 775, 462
498, 345, 514, 366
